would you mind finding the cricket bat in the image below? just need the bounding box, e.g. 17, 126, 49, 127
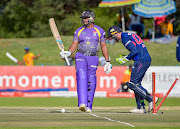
6, 52, 18, 63
49, 18, 70, 65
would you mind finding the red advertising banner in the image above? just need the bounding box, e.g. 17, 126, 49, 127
0, 66, 126, 93
0, 92, 50, 97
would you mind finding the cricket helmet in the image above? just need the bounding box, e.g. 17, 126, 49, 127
107, 26, 122, 45
80, 10, 95, 23
107, 26, 122, 38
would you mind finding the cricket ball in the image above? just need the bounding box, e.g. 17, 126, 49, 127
61, 109, 65, 113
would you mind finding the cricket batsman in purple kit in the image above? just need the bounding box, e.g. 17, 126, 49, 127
107, 26, 158, 114
60, 10, 112, 113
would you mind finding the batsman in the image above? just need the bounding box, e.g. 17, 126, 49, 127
60, 10, 112, 113
107, 26, 158, 113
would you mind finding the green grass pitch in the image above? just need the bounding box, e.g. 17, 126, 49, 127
0, 97, 180, 128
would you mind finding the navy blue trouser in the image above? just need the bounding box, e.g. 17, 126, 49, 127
127, 60, 152, 109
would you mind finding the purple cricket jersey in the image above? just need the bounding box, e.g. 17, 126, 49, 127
73, 24, 106, 56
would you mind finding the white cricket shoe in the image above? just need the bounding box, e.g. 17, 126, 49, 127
79, 104, 86, 112
85, 107, 91, 113
129, 107, 146, 114
148, 97, 159, 112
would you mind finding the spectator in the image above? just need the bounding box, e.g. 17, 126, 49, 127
159, 17, 174, 38
155, 15, 166, 27
117, 64, 132, 92
154, 15, 166, 38
18, 47, 40, 66
116, 9, 129, 30
128, 13, 145, 38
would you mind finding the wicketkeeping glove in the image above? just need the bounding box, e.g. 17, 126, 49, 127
59, 50, 71, 58
116, 55, 129, 65
104, 61, 112, 74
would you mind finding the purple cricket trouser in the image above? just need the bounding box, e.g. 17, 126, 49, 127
75, 52, 99, 110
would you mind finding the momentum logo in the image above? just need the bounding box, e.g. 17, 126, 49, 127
0, 66, 126, 92
0, 75, 75, 88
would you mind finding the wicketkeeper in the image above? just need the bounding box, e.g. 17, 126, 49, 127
60, 10, 112, 113
107, 26, 158, 113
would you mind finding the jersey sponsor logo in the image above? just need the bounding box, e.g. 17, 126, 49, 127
82, 32, 86, 34
86, 37, 91, 39
91, 65, 97, 68
93, 31, 97, 36
76, 59, 84, 61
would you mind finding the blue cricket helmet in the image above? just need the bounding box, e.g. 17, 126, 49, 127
107, 26, 122, 38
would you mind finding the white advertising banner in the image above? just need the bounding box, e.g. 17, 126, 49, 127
50, 91, 107, 97
142, 66, 180, 97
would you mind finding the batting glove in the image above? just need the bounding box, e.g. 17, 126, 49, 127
116, 55, 129, 65
104, 61, 112, 74
59, 50, 71, 58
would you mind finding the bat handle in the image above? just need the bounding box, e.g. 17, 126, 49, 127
62, 49, 70, 66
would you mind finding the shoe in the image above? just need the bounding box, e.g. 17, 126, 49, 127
148, 97, 159, 112
85, 107, 91, 113
79, 104, 86, 112
129, 107, 146, 114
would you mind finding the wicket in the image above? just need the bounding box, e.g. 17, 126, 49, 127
152, 72, 178, 114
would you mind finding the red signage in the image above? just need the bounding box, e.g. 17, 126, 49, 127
0, 66, 126, 92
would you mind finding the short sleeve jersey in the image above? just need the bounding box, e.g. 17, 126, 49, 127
73, 24, 106, 56
160, 22, 173, 35
23, 52, 35, 66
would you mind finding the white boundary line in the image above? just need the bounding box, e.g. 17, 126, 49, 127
90, 113, 135, 127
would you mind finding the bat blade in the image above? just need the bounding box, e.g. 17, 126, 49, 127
49, 18, 70, 65
49, 18, 64, 50
6, 52, 18, 63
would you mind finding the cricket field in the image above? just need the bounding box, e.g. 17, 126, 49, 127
0, 97, 180, 129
